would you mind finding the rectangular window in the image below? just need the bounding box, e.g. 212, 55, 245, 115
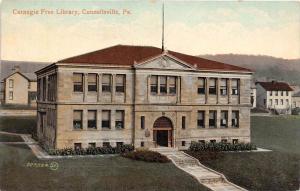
209, 111, 216, 128
37, 79, 41, 100
141, 116, 145, 129
73, 73, 83, 92
116, 74, 125, 93
103, 142, 110, 147
88, 74, 97, 92
73, 110, 83, 129
9, 91, 13, 100
160, 76, 167, 94
220, 111, 228, 128
115, 110, 124, 129
270, 91, 273, 96
102, 110, 110, 129
231, 79, 239, 95
286, 91, 289, 96
88, 143, 96, 148
275, 99, 278, 105
9, 79, 14, 88
42, 77, 46, 101
150, 75, 158, 94
281, 99, 284, 105
232, 111, 239, 128
182, 141, 186, 146
209, 78, 217, 95
269, 99, 273, 106
116, 142, 124, 147
88, 110, 97, 129
182, 116, 186, 129
102, 74, 111, 92
141, 141, 144, 147
286, 99, 289, 105
197, 111, 205, 128
210, 140, 216, 143
275, 91, 278, 96
74, 143, 82, 150
220, 79, 227, 96
232, 139, 239, 144
281, 91, 284, 96
198, 78, 206, 94
169, 76, 176, 94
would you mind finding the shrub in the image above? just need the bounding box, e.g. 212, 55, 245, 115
122, 150, 170, 163
47, 144, 134, 156
189, 141, 256, 152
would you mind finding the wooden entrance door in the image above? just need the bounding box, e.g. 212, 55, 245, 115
153, 117, 173, 147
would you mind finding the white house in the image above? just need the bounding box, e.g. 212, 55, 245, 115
256, 81, 293, 114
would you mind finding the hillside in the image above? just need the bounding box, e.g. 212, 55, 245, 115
200, 54, 300, 85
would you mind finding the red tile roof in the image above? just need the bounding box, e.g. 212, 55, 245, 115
58, 45, 251, 72
256, 81, 293, 91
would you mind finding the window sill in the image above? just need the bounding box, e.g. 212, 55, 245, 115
116, 128, 125, 130
73, 92, 84, 94
87, 128, 98, 131
73, 129, 83, 131
87, 92, 97, 94
197, 127, 205, 129
101, 128, 111, 131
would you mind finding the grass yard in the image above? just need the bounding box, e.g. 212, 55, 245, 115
0, 134, 24, 142
251, 115, 300, 154
0, 116, 36, 134
0, 144, 210, 191
189, 116, 300, 191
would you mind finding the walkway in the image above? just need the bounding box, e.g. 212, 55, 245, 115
152, 147, 247, 191
0, 131, 49, 159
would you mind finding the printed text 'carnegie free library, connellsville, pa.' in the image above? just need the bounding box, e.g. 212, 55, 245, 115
12, 8, 132, 16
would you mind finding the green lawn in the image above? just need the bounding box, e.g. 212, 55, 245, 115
188, 116, 300, 191
0, 116, 36, 134
0, 144, 210, 191
0, 134, 24, 142
251, 116, 300, 154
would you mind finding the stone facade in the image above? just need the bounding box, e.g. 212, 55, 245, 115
36, 47, 252, 150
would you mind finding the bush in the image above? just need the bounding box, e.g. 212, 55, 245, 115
48, 144, 134, 156
189, 141, 256, 152
122, 150, 170, 163
291, 107, 300, 115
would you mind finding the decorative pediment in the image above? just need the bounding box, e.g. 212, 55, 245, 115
134, 54, 194, 70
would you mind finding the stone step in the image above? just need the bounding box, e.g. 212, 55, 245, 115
155, 150, 247, 191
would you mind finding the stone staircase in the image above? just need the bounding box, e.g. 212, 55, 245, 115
151, 147, 247, 191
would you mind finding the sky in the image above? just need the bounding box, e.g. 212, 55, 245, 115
1, 0, 300, 62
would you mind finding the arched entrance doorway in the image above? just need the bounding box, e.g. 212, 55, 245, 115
153, 117, 173, 147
